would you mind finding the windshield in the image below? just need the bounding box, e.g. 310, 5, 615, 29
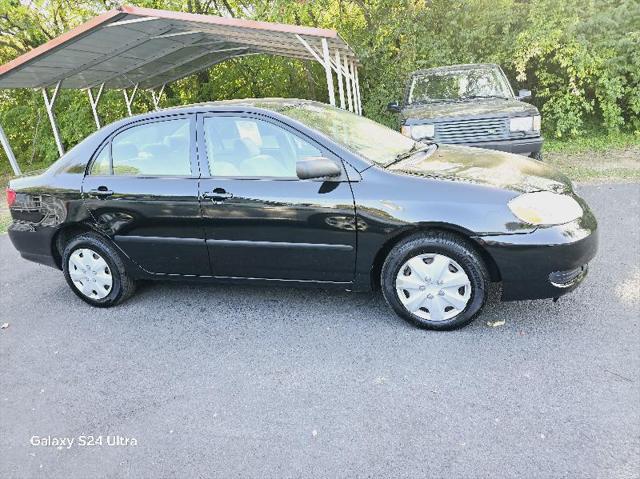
407, 66, 513, 104
276, 102, 417, 166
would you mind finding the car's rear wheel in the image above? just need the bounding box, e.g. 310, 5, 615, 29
381, 231, 489, 330
62, 232, 135, 307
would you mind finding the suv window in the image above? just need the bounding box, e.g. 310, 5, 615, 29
92, 118, 191, 176
203, 116, 321, 177
407, 66, 512, 104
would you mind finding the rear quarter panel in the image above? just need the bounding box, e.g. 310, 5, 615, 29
8, 171, 89, 267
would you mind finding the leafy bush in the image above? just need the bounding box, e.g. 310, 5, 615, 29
513, 0, 640, 137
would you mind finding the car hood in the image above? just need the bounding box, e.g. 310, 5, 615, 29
400, 98, 539, 123
387, 144, 572, 194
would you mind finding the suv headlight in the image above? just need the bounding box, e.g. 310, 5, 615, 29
508, 191, 583, 225
533, 115, 541, 131
510, 115, 541, 133
401, 124, 435, 140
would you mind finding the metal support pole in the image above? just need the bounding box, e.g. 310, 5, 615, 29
295, 34, 358, 111
0, 124, 21, 176
296, 35, 326, 66
151, 83, 166, 110
321, 39, 336, 107
87, 83, 104, 129
123, 83, 139, 116
348, 60, 358, 114
343, 56, 354, 113
42, 81, 65, 156
353, 60, 362, 115
334, 50, 346, 110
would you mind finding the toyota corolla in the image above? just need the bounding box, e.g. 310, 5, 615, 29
5, 99, 598, 329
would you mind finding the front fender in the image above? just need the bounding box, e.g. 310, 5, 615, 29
350, 167, 534, 289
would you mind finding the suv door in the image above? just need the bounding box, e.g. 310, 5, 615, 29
197, 113, 357, 283
83, 115, 209, 275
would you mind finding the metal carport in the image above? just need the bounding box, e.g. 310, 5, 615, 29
0, 5, 362, 175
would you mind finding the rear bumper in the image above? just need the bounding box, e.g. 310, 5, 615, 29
459, 136, 543, 157
473, 214, 598, 301
7, 224, 59, 269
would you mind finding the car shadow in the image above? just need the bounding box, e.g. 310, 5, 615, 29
119, 279, 539, 333
50, 257, 618, 336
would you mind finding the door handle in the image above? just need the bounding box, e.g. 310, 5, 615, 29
88, 187, 114, 198
202, 189, 233, 202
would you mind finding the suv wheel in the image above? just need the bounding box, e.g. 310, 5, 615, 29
381, 232, 489, 330
62, 232, 135, 307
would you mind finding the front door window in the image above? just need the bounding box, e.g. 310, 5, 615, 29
203, 116, 321, 178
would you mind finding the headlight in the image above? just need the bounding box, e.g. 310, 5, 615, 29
510, 116, 540, 133
508, 191, 583, 225
401, 124, 435, 140
532, 115, 541, 131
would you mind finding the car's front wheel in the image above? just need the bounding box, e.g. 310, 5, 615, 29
381, 231, 489, 330
62, 232, 136, 307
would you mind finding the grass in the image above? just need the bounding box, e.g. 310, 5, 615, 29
545, 148, 640, 182
543, 130, 640, 182
1, 174, 11, 234
0, 211, 10, 235
544, 129, 640, 154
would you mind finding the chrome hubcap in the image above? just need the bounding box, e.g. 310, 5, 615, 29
396, 253, 471, 321
68, 248, 112, 300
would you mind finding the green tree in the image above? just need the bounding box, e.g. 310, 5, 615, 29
1, 0, 638, 174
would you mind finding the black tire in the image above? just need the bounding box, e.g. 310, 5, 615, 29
62, 232, 136, 307
530, 151, 543, 161
381, 231, 489, 330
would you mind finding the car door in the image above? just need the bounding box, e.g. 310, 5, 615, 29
82, 115, 210, 276
197, 112, 357, 283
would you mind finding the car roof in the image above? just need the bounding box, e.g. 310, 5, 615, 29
94, 97, 325, 136
126, 97, 321, 120
410, 63, 500, 77
52, 97, 373, 175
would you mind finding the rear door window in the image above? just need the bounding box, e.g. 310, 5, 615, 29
92, 118, 192, 176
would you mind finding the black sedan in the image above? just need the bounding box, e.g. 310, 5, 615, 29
5, 99, 598, 330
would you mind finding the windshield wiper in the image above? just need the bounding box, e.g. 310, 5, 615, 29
410, 98, 460, 105
385, 142, 433, 167
462, 95, 509, 100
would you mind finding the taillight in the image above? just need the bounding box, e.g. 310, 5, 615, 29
6, 188, 16, 207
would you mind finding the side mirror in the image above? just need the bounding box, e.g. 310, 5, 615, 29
517, 89, 532, 100
296, 157, 341, 180
387, 101, 401, 113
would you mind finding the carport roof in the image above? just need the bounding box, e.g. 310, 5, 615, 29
0, 5, 357, 90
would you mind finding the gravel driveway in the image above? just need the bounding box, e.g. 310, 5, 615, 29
1, 183, 639, 479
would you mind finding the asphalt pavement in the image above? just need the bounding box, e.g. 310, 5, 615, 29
1, 183, 639, 478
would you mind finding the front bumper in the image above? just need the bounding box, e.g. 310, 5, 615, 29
458, 136, 543, 157
473, 214, 598, 301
